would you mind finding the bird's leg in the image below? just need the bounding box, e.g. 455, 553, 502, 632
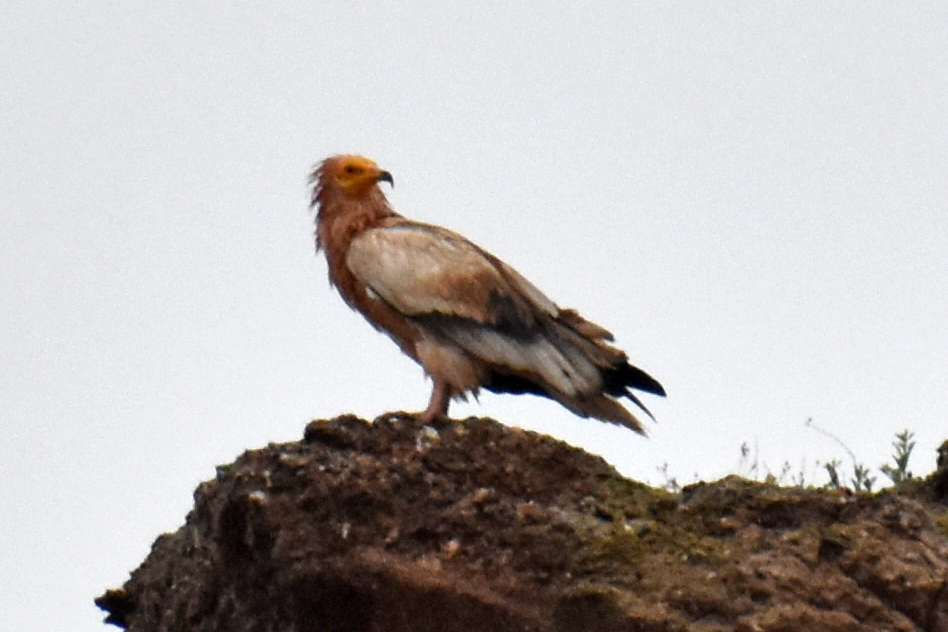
418, 378, 451, 424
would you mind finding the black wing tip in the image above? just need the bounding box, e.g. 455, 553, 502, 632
603, 362, 665, 420
649, 379, 667, 398
623, 390, 657, 421
616, 363, 666, 398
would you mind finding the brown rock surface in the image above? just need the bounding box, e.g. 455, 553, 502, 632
97, 414, 948, 632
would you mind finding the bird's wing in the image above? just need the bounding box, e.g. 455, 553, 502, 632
346, 221, 548, 330
346, 222, 600, 392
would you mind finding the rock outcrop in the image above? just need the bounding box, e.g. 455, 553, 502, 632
97, 414, 948, 632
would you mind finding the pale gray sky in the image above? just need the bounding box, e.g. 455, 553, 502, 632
2, 3, 946, 630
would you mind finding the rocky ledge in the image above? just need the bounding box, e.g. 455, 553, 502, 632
97, 414, 948, 632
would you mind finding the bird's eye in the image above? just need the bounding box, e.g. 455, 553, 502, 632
344, 165, 361, 175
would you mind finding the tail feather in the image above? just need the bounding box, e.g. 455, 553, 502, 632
561, 392, 648, 435
419, 311, 665, 431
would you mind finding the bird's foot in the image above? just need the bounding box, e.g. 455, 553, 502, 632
416, 379, 453, 428
413, 409, 452, 429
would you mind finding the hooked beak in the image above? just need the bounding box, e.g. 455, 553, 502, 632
377, 170, 394, 188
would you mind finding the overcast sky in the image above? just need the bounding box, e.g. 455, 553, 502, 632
3, 3, 946, 630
